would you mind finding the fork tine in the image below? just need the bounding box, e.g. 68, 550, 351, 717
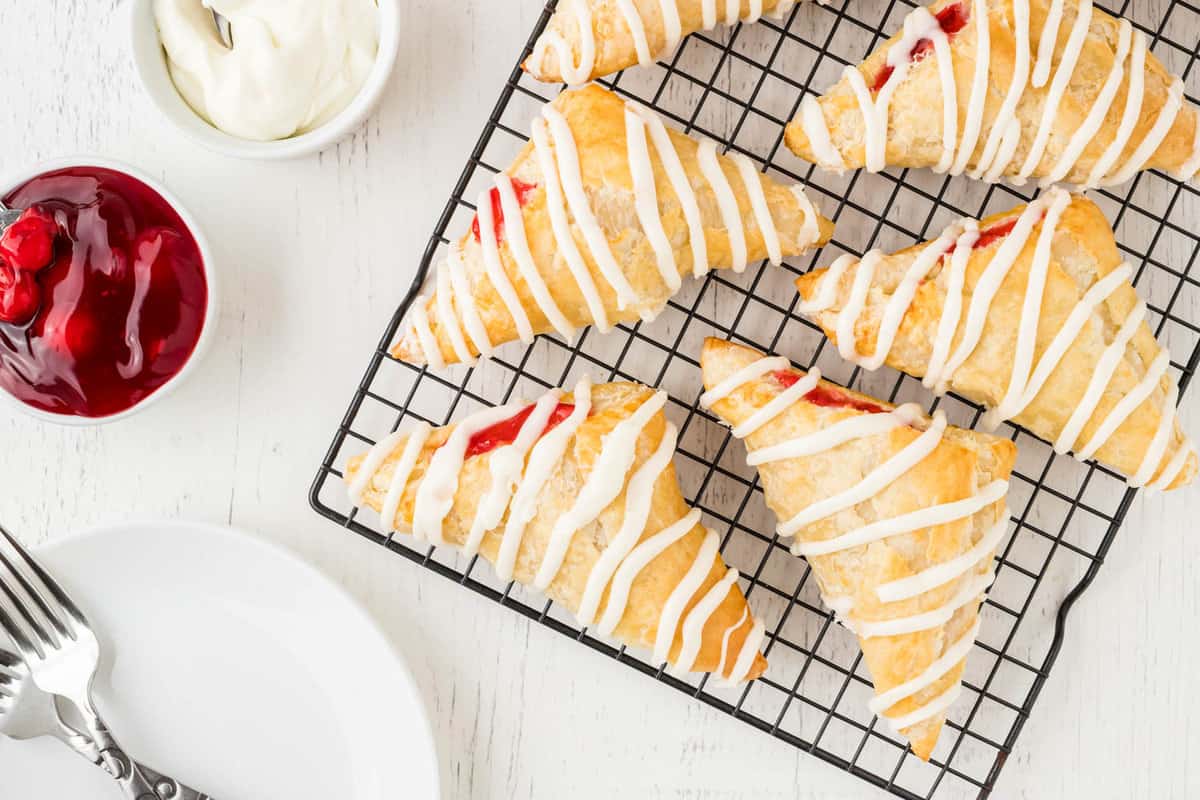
0, 573, 54, 660
0, 526, 80, 643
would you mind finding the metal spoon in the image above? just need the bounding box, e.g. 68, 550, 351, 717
0, 200, 20, 235
209, 6, 233, 49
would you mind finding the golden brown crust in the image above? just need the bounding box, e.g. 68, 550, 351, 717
701, 338, 1016, 760
391, 84, 833, 366
345, 381, 767, 681
794, 194, 1197, 490
523, 0, 792, 83
784, 0, 1200, 183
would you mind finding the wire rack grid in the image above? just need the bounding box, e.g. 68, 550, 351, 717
310, 1, 1200, 797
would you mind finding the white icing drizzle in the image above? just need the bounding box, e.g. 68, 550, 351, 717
799, 189, 1189, 481
463, 391, 564, 557
749, 403, 923, 465
350, 380, 762, 678
778, 412, 948, 537
796, 479, 1007, 557
800, 0, 1188, 188
1129, 381, 1178, 487
498, 378, 594, 580
855, 569, 994, 639
577, 421, 679, 625
1014, 0, 1093, 183
1146, 440, 1193, 491
732, 153, 783, 265
530, 118, 611, 334
876, 515, 1009, 602
529, 0, 595, 86
348, 430, 404, 503
675, 565, 740, 671
409, 300, 446, 370
477, 186, 535, 343
713, 607, 748, 677
380, 423, 432, 532
884, 682, 962, 731
697, 139, 748, 272
447, 243, 493, 357
616, 0, 653, 66
597, 508, 701, 636
534, 391, 669, 589
722, 618, 766, 685
412, 401, 527, 545
653, 528, 720, 664
627, 102, 712, 279
543, 105, 643, 315
625, 107, 682, 293
495, 174, 575, 342
733, 371, 820, 439
435, 259, 475, 365
869, 618, 981, 723
700, 356, 789, 407
1173, 110, 1200, 180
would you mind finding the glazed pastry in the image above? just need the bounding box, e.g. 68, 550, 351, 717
794, 188, 1197, 490
524, 0, 809, 84
391, 84, 832, 367
786, 0, 1200, 187
345, 378, 769, 682
700, 338, 1016, 760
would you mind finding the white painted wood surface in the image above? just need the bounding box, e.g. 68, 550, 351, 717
0, 1, 1197, 797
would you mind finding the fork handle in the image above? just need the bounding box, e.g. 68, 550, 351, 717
100, 747, 213, 800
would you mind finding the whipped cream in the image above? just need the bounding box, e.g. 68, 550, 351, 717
154, 0, 379, 141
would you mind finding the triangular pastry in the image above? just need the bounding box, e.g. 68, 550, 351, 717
700, 338, 1016, 760
392, 84, 832, 367
345, 377, 769, 682
524, 0, 809, 84
794, 188, 1197, 490
786, 0, 1200, 187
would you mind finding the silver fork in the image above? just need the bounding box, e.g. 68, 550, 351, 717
0, 646, 101, 761
0, 525, 214, 800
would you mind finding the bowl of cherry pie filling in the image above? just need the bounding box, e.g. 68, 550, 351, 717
0, 158, 216, 424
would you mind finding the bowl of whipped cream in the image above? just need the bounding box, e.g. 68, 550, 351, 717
130, 0, 399, 159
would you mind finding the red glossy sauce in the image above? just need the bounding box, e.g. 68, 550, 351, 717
771, 370, 887, 413
465, 401, 576, 458
0, 167, 208, 418
872, 2, 970, 92
941, 215, 1027, 261
470, 177, 538, 245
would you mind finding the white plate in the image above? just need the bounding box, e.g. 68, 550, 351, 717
0, 521, 439, 799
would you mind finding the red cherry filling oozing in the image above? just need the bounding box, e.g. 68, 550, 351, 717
772, 369, 888, 414
464, 401, 578, 459
470, 177, 538, 245
871, 2, 970, 93
0, 167, 207, 418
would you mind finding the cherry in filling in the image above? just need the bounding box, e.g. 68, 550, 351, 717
0, 167, 208, 418
465, 400, 577, 458
872, 2, 970, 92
772, 370, 887, 414
470, 177, 538, 245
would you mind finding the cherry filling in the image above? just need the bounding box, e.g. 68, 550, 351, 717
465, 401, 577, 458
0, 167, 208, 418
771, 370, 887, 414
871, 2, 970, 93
470, 177, 538, 245
940, 215, 1031, 262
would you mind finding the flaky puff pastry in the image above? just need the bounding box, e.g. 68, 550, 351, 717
795, 190, 1197, 490
345, 379, 768, 682
786, 0, 1200, 187
700, 338, 1016, 760
524, 0, 804, 84
392, 84, 832, 367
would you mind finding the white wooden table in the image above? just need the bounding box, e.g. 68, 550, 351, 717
1, 2, 1197, 798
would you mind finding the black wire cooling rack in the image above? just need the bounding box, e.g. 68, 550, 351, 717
311, 1, 1200, 797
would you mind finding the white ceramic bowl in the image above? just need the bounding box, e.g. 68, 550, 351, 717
128, 0, 400, 160
0, 156, 219, 426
